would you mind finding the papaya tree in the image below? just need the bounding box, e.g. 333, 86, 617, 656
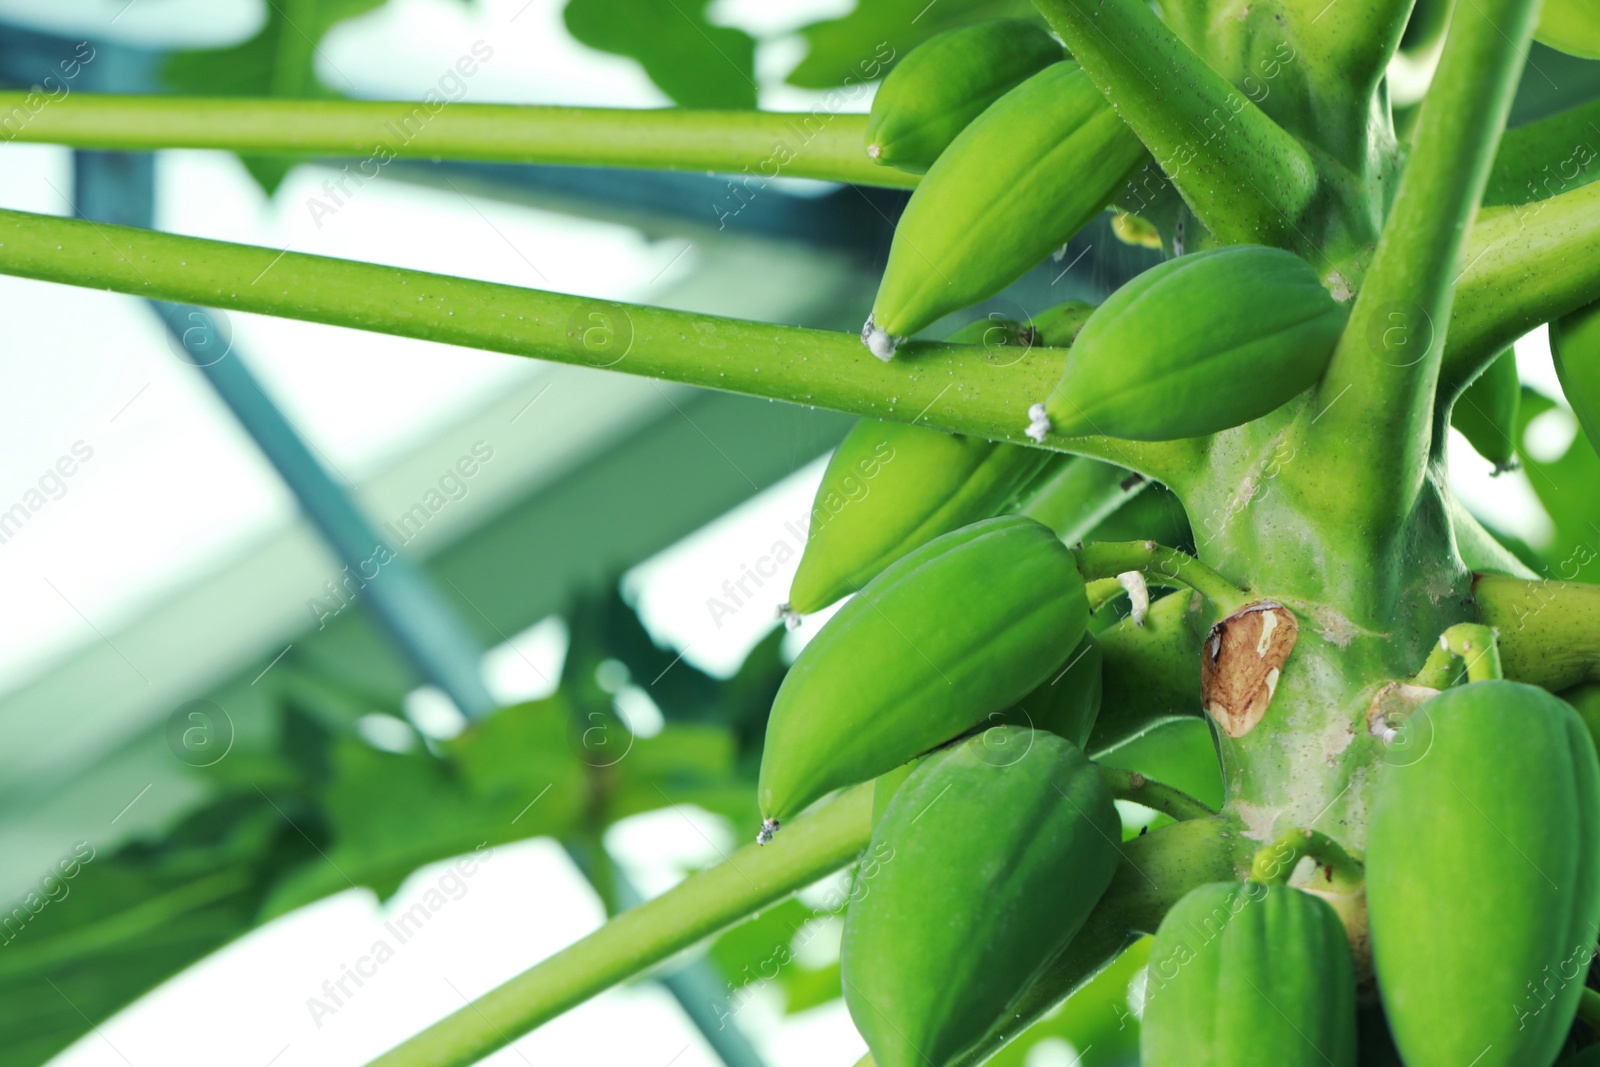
3, 0, 1600, 1063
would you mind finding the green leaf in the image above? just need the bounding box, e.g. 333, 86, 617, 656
1515, 386, 1600, 583
0, 798, 316, 1067
265, 697, 590, 913
785, 0, 1036, 90
563, 0, 758, 109
163, 0, 393, 192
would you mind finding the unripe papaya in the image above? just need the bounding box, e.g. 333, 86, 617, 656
842, 727, 1119, 1067
1030, 299, 1098, 348
1536, 0, 1600, 59
1045, 246, 1347, 440
998, 632, 1103, 748
1552, 299, 1600, 453
863, 20, 1063, 174
788, 419, 1050, 615
759, 517, 1087, 831
1451, 346, 1519, 473
1366, 681, 1600, 1067
1143, 881, 1358, 1067
864, 63, 1147, 353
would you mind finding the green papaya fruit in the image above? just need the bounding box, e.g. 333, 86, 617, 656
842, 727, 1119, 1067
1143, 881, 1358, 1067
760, 516, 1087, 834
788, 420, 1051, 615
998, 632, 1103, 747
1088, 589, 1206, 752
1451, 346, 1520, 473
1536, 0, 1600, 58
863, 62, 1147, 355
869, 756, 921, 826
1030, 299, 1098, 348
1552, 299, 1600, 452
1044, 246, 1347, 440
1019, 456, 1146, 545
864, 19, 1064, 174
1367, 681, 1600, 1067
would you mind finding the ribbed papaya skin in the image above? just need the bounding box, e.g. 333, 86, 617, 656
788, 419, 1050, 614
864, 19, 1063, 174
759, 516, 1087, 824
1367, 681, 1600, 1067
868, 62, 1147, 340
842, 728, 1119, 1067
1045, 245, 1346, 441
1143, 881, 1358, 1067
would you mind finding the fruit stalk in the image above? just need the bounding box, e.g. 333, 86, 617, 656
1409, 622, 1504, 687
1099, 767, 1216, 822
1250, 828, 1365, 891
1073, 540, 1251, 613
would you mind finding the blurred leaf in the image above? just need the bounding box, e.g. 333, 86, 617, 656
781, 962, 843, 1014
563, 0, 757, 108
267, 697, 589, 913
5, 586, 782, 1065
0, 798, 316, 1067
1515, 387, 1600, 583
708, 897, 814, 988
163, 0, 392, 192
786, 0, 1036, 90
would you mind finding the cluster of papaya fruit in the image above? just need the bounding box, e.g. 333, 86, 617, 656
745, 12, 1600, 1067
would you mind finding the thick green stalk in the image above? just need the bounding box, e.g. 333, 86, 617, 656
1439, 181, 1600, 401
1296, 0, 1541, 541
0, 94, 916, 190
367, 785, 873, 1067
1032, 0, 1317, 247
0, 208, 1197, 481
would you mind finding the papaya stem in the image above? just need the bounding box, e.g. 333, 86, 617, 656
1032, 0, 1317, 249
364, 784, 873, 1067
0, 92, 918, 190
1296, 0, 1542, 539
0, 207, 1201, 485
1250, 828, 1364, 892
1473, 575, 1600, 691
1099, 766, 1217, 822
1073, 541, 1252, 614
